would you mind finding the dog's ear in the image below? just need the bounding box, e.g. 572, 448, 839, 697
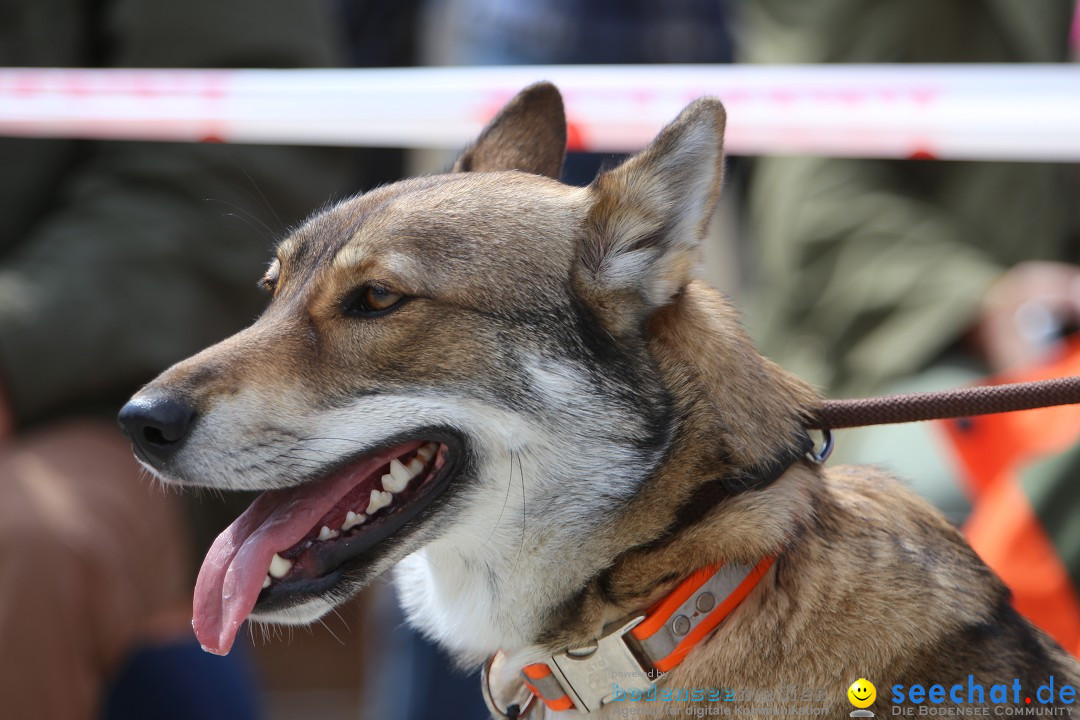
453, 82, 566, 180
579, 98, 726, 313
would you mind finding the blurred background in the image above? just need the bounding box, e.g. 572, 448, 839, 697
0, 1, 1078, 719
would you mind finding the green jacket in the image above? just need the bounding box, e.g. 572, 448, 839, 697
742, 0, 1078, 399
0, 0, 353, 425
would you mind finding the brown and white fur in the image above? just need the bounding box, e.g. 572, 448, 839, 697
122, 84, 1079, 717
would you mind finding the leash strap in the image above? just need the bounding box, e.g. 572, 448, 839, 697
519, 556, 775, 714
808, 376, 1080, 430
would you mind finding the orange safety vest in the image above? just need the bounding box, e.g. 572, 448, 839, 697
942, 339, 1080, 655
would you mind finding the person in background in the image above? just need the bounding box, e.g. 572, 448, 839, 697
0, 1, 352, 717
741, 0, 1080, 652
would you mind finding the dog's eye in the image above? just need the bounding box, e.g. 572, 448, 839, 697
342, 285, 406, 317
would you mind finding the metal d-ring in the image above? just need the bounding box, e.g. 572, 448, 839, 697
807, 428, 834, 464
482, 655, 537, 720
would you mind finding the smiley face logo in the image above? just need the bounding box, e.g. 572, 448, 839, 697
848, 678, 876, 708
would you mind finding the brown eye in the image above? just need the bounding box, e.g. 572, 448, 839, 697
342, 285, 407, 317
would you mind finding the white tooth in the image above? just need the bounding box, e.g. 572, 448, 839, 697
417, 443, 436, 461
262, 576, 272, 589
389, 459, 411, 486
342, 511, 367, 531
318, 525, 339, 541
382, 471, 407, 493
268, 553, 293, 579
367, 489, 392, 513
406, 457, 425, 477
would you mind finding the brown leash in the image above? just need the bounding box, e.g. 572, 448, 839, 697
808, 376, 1080, 430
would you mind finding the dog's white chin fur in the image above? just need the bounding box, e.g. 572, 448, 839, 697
249, 596, 339, 627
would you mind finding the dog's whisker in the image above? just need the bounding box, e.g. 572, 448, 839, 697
487, 449, 517, 543
518, 451, 526, 562
296, 436, 370, 445
316, 616, 346, 647
232, 158, 287, 233
275, 455, 326, 466
329, 606, 351, 634
205, 196, 281, 241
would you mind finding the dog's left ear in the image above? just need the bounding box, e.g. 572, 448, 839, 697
579, 98, 726, 311
453, 82, 567, 180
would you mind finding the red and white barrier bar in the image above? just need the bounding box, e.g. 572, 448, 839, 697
2, 65, 1079, 161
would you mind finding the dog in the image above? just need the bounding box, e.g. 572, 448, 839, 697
119, 83, 1080, 717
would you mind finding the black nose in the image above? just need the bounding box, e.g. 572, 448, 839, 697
118, 392, 196, 464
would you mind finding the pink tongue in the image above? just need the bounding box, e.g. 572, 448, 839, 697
193, 442, 421, 655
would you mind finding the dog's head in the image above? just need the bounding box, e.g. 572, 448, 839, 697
120, 83, 736, 656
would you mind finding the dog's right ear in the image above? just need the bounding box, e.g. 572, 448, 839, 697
453, 82, 567, 180
577, 98, 726, 322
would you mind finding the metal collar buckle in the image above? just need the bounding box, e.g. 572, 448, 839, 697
543, 616, 654, 713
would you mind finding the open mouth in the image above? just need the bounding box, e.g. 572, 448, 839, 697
193, 434, 460, 655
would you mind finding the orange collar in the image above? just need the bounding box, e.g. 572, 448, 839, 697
487, 556, 775, 717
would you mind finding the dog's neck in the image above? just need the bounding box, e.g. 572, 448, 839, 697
531, 283, 820, 643
395, 282, 821, 665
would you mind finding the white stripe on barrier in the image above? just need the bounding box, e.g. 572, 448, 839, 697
1, 65, 1079, 161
